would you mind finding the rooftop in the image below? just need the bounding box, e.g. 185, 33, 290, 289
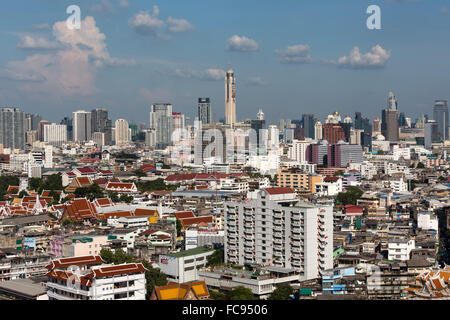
166, 246, 214, 258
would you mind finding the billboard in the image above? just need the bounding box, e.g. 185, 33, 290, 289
23, 237, 36, 250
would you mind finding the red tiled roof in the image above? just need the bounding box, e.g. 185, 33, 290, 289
264, 187, 295, 195
324, 176, 340, 182
134, 208, 158, 216
86, 263, 147, 279
7, 186, 19, 194
179, 216, 213, 229
46, 255, 104, 270
175, 211, 195, 220
75, 167, 98, 174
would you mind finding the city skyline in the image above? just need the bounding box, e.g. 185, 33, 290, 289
1, 0, 450, 124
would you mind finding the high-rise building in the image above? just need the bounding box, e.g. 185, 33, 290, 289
373, 117, 381, 134
398, 112, 407, 127
149, 103, 173, 149
92, 132, 105, 149
60, 117, 73, 141
257, 109, 264, 121
327, 143, 363, 167
37, 120, 50, 142
225, 69, 236, 126
354, 112, 362, 130
322, 124, 346, 144
381, 109, 399, 141
314, 121, 323, 140
198, 98, 212, 125
224, 187, 333, 280
433, 100, 449, 142
91, 108, 111, 145
302, 114, 315, 139
287, 140, 312, 163
72, 110, 92, 142
115, 119, 130, 145
0, 107, 27, 150
388, 91, 398, 110
43, 123, 67, 146
424, 120, 439, 149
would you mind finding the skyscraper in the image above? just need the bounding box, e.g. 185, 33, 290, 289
302, 114, 315, 139
388, 91, 398, 110
225, 69, 236, 126
91, 108, 112, 145
149, 103, 173, 149
424, 120, 439, 149
115, 119, 130, 145
381, 92, 399, 141
72, 110, 92, 142
314, 121, 323, 140
433, 100, 449, 142
43, 123, 67, 146
198, 98, 212, 125
0, 108, 27, 150
381, 109, 399, 141
37, 120, 51, 142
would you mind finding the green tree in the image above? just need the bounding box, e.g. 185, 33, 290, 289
62, 219, 72, 227
108, 191, 120, 202
336, 186, 364, 205
227, 286, 254, 300
28, 177, 42, 191
75, 183, 104, 201
334, 170, 344, 177
18, 190, 29, 198
207, 249, 224, 267
417, 162, 425, 169
119, 193, 133, 204
176, 218, 182, 237
141, 260, 168, 299
134, 169, 147, 178
268, 283, 294, 300
100, 248, 115, 264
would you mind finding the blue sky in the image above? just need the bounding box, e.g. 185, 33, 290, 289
1, 0, 450, 125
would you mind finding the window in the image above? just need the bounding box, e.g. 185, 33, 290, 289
185, 259, 195, 264
185, 266, 195, 271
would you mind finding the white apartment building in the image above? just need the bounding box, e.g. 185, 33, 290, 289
384, 178, 408, 192
185, 229, 225, 250
388, 238, 415, 261
287, 139, 313, 163
417, 211, 439, 231
224, 187, 333, 281
158, 247, 215, 283
315, 178, 343, 197
45, 256, 147, 300
43, 123, 67, 146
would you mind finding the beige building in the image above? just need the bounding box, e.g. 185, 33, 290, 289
277, 167, 323, 193
62, 235, 108, 257
225, 69, 236, 126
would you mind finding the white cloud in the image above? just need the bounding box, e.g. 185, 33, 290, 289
17, 35, 60, 50
129, 7, 194, 38
171, 68, 225, 81
167, 17, 194, 33
226, 35, 259, 52
90, 0, 114, 13
139, 88, 172, 102
118, 0, 130, 8
129, 6, 165, 36
274, 44, 313, 63
337, 45, 391, 69
33, 23, 51, 31
4, 16, 135, 96
246, 77, 267, 86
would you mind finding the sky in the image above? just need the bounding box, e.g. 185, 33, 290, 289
1, 0, 450, 126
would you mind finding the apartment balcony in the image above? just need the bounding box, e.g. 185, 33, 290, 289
273, 225, 283, 232
292, 227, 302, 234
291, 247, 302, 254
291, 234, 302, 241
273, 251, 284, 258
273, 212, 284, 219
273, 219, 283, 226
273, 245, 284, 251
